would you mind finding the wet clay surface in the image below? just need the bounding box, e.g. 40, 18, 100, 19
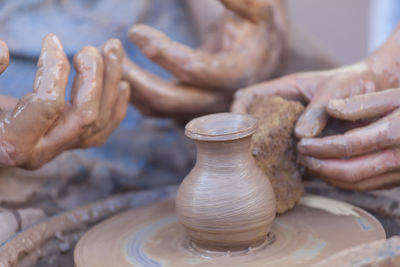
74, 196, 385, 267
176, 113, 276, 251
313, 236, 400, 267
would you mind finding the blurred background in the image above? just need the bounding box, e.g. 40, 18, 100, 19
288, 0, 399, 65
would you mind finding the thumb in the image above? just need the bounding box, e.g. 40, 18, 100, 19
231, 71, 329, 115
295, 93, 329, 138
295, 61, 378, 138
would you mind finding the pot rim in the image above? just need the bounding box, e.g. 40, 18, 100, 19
185, 113, 258, 141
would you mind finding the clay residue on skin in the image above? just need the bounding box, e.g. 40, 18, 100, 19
0, 35, 129, 169
368, 26, 400, 90
122, 0, 287, 121
122, 57, 231, 122
232, 23, 400, 142
231, 23, 400, 190
128, 0, 286, 90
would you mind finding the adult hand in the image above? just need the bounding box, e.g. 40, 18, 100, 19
231, 62, 383, 137
0, 34, 129, 169
122, 0, 287, 121
232, 24, 400, 190
298, 89, 400, 191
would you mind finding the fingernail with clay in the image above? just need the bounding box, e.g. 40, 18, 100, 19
327, 99, 346, 115
295, 117, 316, 138
295, 107, 326, 138
297, 155, 322, 171
297, 138, 317, 154
104, 39, 123, 60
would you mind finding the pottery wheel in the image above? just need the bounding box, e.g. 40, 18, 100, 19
74, 195, 385, 267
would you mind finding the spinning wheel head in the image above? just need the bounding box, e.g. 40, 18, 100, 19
74, 197, 385, 267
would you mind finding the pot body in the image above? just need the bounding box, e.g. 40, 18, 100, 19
176, 134, 276, 251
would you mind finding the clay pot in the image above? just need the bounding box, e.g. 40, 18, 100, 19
176, 113, 276, 251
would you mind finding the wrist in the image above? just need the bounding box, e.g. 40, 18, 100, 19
365, 25, 400, 88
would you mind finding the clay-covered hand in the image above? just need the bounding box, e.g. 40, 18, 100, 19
297, 89, 400, 191
122, 0, 287, 121
232, 24, 400, 190
0, 34, 130, 169
231, 62, 383, 138
232, 23, 400, 138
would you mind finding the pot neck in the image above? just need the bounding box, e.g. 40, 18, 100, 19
194, 136, 252, 165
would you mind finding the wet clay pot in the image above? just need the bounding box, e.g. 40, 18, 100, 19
175, 113, 276, 252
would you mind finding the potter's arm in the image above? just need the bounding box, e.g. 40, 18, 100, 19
123, 0, 287, 121
0, 36, 129, 169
